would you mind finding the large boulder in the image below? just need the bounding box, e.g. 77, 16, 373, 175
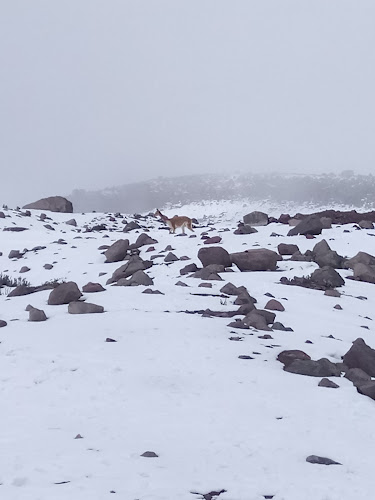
23, 196, 73, 213
310, 266, 345, 289
342, 338, 375, 377
352, 263, 375, 284
104, 239, 129, 263
231, 249, 279, 271
343, 251, 375, 270
198, 247, 231, 268
117, 270, 154, 286
243, 211, 268, 226
312, 239, 344, 269
48, 282, 82, 305
287, 215, 323, 236
28, 307, 47, 322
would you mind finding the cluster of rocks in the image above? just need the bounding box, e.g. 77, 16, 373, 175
277, 338, 375, 401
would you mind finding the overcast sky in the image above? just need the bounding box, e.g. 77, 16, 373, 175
1, 1, 374, 206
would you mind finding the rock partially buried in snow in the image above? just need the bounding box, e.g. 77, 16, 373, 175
141, 451, 158, 458
318, 378, 339, 388
306, 455, 341, 465
82, 282, 106, 293
28, 307, 47, 322
116, 270, 154, 286
0, 320, 7, 328
68, 302, 104, 314
48, 282, 82, 305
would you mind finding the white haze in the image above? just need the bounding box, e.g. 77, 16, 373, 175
1, 0, 375, 207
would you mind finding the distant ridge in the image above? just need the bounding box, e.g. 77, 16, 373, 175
68, 171, 375, 213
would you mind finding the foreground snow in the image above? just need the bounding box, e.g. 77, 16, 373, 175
0, 201, 374, 500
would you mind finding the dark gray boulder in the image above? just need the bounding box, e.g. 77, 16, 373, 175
265, 299, 285, 311
68, 302, 104, 314
231, 249, 279, 271
107, 256, 152, 284
28, 307, 47, 322
306, 455, 341, 465
342, 338, 375, 377
198, 247, 231, 268
284, 358, 341, 377
277, 350, 311, 367
318, 378, 339, 388
0, 320, 7, 328
23, 196, 73, 213
82, 282, 106, 293
65, 218, 77, 227
234, 224, 258, 235
344, 251, 375, 269
243, 211, 268, 226
104, 239, 129, 263
180, 263, 199, 275
287, 215, 323, 236
310, 266, 345, 289
8, 285, 36, 297
352, 263, 375, 284
116, 270, 154, 286
357, 381, 375, 400
133, 233, 158, 248
48, 282, 82, 305
344, 367, 371, 387
277, 243, 299, 256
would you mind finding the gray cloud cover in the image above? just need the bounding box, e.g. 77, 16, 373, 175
1, 1, 374, 206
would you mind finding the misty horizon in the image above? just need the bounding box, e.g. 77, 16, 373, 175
1, 1, 375, 207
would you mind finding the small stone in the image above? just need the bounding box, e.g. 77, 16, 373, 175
105, 338, 117, 342
141, 451, 158, 458
318, 378, 339, 388
306, 455, 341, 465
74, 434, 83, 439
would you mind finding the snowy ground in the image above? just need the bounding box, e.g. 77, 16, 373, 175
0, 201, 375, 500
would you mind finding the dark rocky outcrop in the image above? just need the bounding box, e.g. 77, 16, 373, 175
23, 196, 73, 213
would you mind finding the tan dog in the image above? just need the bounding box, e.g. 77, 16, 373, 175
155, 209, 194, 234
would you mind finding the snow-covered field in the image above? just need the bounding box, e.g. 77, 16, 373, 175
1, 201, 375, 500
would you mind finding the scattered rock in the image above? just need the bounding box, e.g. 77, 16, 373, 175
48, 282, 82, 305
284, 358, 341, 377
265, 299, 285, 311
306, 455, 341, 465
141, 451, 158, 458
104, 239, 129, 263
231, 249, 279, 271
68, 302, 104, 314
287, 215, 323, 236
28, 307, 47, 322
277, 350, 311, 367
82, 282, 106, 293
243, 211, 268, 226
318, 378, 339, 388
342, 338, 375, 376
